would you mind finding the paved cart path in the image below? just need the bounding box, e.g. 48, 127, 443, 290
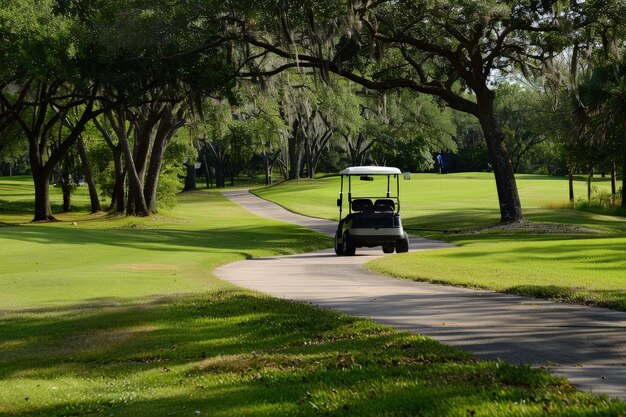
217, 190, 626, 400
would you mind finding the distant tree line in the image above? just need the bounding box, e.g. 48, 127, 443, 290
0, 0, 625, 222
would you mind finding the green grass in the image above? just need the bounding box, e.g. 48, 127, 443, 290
254, 173, 626, 310
254, 173, 623, 229
0, 176, 97, 220
369, 234, 626, 310
1, 176, 624, 416
0, 178, 328, 309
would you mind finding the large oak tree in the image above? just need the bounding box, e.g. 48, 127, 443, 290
228, 0, 619, 223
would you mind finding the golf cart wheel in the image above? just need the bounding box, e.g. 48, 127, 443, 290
342, 232, 356, 256
382, 245, 395, 254
334, 231, 344, 256
396, 232, 409, 253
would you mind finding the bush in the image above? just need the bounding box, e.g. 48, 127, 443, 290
157, 135, 196, 210
576, 189, 617, 210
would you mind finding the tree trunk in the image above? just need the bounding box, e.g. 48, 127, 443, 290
77, 137, 101, 213
206, 142, 227, 188
304, 135, 313, 178
184, 162, 197, 191
32, 168, 54, 221
310, 130, 333, 178
277, 151, 288, 180
59, 157, 73, 213
93, 115, 125, 213
215, 160, 226, 188
111, 151, 126, 213
622, 122, 626, 208
568, 167, 575, 202
144, 142, 167, 213
288, 121, 302, 179
133, 103, 162, 183
587, 163, 593, 201
143, 119, 180, 213
118, 128, 148, 216
264, 151, 271, 186
476, 91, 523, 223
610, 160, 616, 197
105, 107, 148, 216
202, 153, 212, 188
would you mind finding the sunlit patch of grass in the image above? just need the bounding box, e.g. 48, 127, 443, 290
369, 236, 626, 310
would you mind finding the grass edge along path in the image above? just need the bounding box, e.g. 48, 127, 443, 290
252, 174, 626, 312
0, 180, 622, 415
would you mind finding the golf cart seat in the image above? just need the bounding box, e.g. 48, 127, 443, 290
351, 198, 373, 212
374, 199, 395, 212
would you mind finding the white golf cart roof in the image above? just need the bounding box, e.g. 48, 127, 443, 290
338, 166, 401, 176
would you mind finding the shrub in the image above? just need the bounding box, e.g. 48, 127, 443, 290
576, 189, 617, 210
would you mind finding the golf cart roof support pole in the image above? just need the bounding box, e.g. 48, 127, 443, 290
396, 174, 400, 213
339, 175, 343, 219
348, 175, 352, 214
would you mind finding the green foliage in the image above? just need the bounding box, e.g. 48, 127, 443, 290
577, 59, 626, 169
0, 124, 27, 164
571, 189, 626, 217
452, 111, 490, 172
495, 84, 548, 172
157, 135, 193, 210
321, 78, 364, 138
194, 93, 286, 179
0, 0, 74, 77
89, 137, 117, 201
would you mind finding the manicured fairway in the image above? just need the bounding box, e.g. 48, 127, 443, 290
255, 173, 620, 229
1, 176, 624, 416
254, 173, 626, 310
0, 178, 327, 309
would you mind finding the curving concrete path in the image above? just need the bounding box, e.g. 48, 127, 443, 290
216, 190, 626, 400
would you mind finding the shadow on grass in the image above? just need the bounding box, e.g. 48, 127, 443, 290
402, 208, 500, 231
0, 224, 330, 256
0, 199, 93, 216
434, 238, 626, 264
1, 290, 623, 416
401, 204, 626, 235
508, 285, 626, 311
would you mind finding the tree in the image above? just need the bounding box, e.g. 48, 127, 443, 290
232, 0, 617, 223
92, 112, 127, 212
1, 80, 103, 220
0, 120, 27, 176
578, 61, 626, 207
62, 109, 102, 213
195, 91, 284, 186
275, 74, 333, 179
368, 89, 456, 170
494, 84, 548, 173
81, 0, 233, 214
0, 0, 106, 220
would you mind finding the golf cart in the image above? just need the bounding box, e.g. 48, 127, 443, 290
334, 166, 409, 256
